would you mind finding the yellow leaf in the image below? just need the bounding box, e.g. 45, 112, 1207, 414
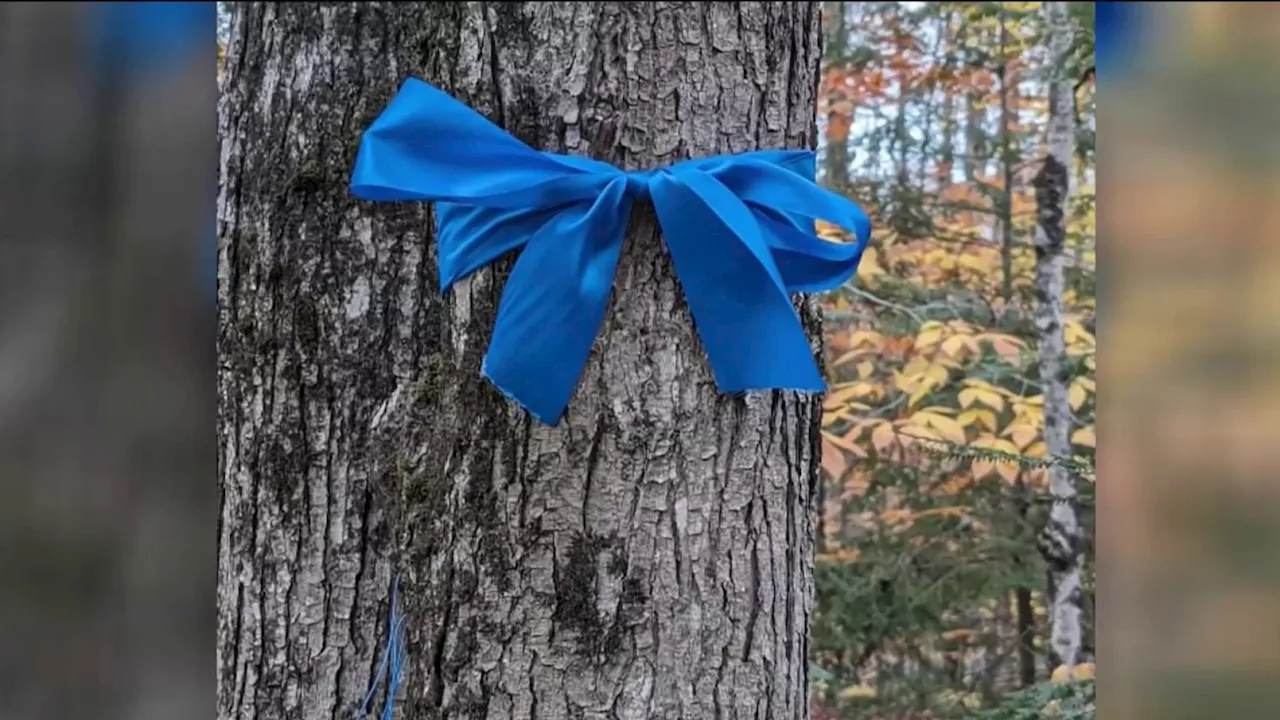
958, 408, 998, 432
941, 333, 978, 360
871, 422, 897, 453
857, 247, 885, 279
995, 439, 1022, 455
908, 379, 937, 408
1004, 423, 1039, 449
1068, 382, 1088, 410
903, 354, 931, 377
923, 413, 967, 444
815, 218, 846, 241
830, 382, 882, 405
901, 424, 939, 444
918, 405, 957, 416
849, 330, 885, 350
1014, 404, 1044, 428
1072, 426, 1096, 447
856, 360, 875, 379
838, 683, 877, 700
925, 362, 950, 386
915, 325, 946, 352
958, 387, 1005, 412
1065, 319, 1096, 346
975, 434, 1023, 457
1024, 441, 1047, 458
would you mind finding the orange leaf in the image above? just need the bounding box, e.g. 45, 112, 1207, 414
1071, 426, 1096, 447
871, 422, 897, 453
821, 436, 847, 479
971, 459, 997, 481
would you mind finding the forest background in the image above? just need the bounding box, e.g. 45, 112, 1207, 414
807, 2, 1096, 718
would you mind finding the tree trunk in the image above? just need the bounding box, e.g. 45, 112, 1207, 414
1032, 0, 1083, 673
822, 1, 851, 190
217, 4, 826, 720
996, 11, 1014, 302
937, 11, 955, 187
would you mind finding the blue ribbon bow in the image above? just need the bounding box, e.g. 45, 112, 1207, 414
350, 79, 871, 425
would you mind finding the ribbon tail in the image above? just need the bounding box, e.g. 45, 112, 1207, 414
709, 159, 871, 292
481, 178, 632, 425
650, 169, 824, 393
755, 207, 869, 293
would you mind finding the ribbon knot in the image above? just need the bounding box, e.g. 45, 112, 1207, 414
350, 78, 872, 425
623, 169, 657, 198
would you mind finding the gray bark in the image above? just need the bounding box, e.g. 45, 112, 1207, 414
1032, 0, 1083, 673
217, 3, 826, 720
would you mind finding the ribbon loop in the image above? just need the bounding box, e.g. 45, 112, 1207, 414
351, 78, 872, 425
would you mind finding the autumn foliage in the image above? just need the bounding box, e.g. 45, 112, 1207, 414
812, 2, 1095, 718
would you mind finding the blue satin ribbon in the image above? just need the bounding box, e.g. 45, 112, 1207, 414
350, 78, 871, 425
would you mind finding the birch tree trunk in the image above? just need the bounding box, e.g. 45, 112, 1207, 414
217, 3, 826, 719
1032, 0, 1083, 673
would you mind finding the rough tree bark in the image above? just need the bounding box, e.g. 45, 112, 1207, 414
217, 3, 826, 719
1032, 0, 1083, 673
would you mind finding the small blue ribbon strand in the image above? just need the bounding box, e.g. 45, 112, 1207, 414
355, 576, 406, 720
350, 78, 872, 425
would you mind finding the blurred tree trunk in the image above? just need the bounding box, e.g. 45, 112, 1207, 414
217, 3, 826, 719
996, 9, 1015, 303
962, 61, 983, 183
1032, 0, 1083, 673
823, 1, 851, 190
937, 10, 956, 187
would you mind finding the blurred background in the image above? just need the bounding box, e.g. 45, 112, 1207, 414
0, 3, 214, 719
0, 2, 1277, 720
